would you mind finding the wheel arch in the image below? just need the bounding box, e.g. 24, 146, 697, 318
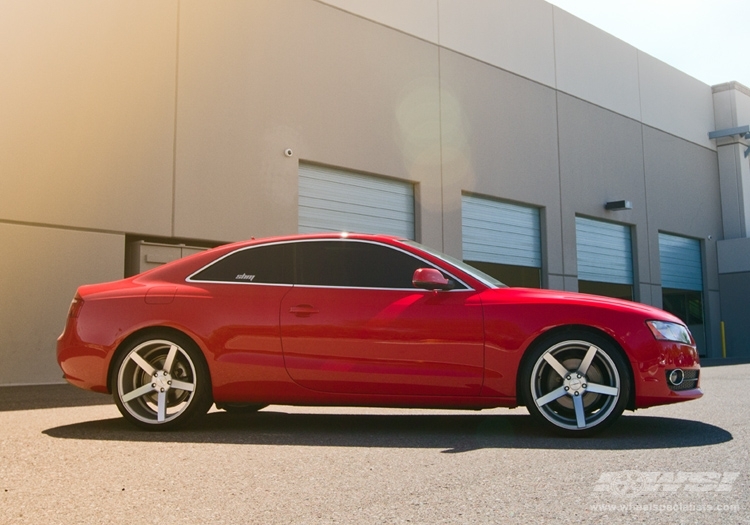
515, 324, 636, 410
106, 325, 212, 397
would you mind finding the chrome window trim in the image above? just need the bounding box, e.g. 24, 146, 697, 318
184, 279, 293, 288
185, 238, 474, 291
287, 284, 472, 292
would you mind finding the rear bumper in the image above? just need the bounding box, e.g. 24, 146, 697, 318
57, 326, 110, 394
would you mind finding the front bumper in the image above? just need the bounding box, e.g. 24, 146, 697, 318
632, 340, 702, 408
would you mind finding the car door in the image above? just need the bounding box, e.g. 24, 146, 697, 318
280, 240, 484, 396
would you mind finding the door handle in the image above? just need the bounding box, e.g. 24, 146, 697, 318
289, 304, 319, 317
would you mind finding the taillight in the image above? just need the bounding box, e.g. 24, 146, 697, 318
68, 295, 84, 318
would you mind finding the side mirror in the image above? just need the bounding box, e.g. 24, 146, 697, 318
412, 268, 454, 291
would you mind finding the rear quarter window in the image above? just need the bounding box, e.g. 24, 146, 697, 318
190, 243, 293, 284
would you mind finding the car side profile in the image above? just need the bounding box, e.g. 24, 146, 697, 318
57, 233, 702, 436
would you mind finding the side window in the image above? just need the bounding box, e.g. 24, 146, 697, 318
295, 241, 461, 289
190, 243, 293, 284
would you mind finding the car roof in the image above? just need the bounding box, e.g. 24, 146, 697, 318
223, 232, 407, 250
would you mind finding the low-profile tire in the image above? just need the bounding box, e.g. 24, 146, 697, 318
111, 332, 212, 430
215, 403, 268, 414
520, 331, 631, 437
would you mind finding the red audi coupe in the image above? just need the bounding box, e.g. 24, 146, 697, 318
57, 233, 702, 436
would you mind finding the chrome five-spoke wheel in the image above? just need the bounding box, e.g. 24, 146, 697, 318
112, 334, 211, 430
522, 333, 630, 436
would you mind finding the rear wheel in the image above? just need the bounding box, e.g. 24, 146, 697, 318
112, 333, 212, 430
521, 332, 630, 437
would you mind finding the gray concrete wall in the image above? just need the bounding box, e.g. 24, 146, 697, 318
713, 83, 750, 238
718, 238, 750, 357
718, 238, 750, 274
556, 94, 647, 294
0, 224, 124, 385
642, 128, 724, 356
319, 0, 717, 150
437, 49, 560, 268
0, 1, 178, 236
174, 0, 443, 248
0, 0, 728, 384
719, 272, 750, 357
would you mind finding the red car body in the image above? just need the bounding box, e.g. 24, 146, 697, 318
57, 233, 701, 434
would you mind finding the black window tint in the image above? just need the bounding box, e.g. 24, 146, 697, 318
296, 241, 455, 289
191, 243, 293, 284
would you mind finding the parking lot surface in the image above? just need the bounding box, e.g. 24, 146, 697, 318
1, 364, 748, 524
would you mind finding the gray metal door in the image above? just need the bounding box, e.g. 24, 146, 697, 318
298, 163, 414, 239
461, 194, 541, 268
659, 233, 702, 291
575, 216, 633, 284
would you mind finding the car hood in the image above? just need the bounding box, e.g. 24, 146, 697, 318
480, 287, 683, 323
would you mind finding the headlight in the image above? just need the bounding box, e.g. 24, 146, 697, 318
646, 320, 693, 344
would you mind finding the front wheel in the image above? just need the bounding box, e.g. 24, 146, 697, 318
521, 332, 630, 437
112, 333, 212, 430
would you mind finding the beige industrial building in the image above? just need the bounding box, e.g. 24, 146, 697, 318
2, 0, 749, 386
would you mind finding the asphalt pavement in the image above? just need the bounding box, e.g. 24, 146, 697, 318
1, 364, 748, 524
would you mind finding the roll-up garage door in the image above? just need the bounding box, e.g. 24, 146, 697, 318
298, 163, 415, 239
659, 233, 702, 291
461, 194, 541, 268
658, 232, 705, 354
575, 217, 633, 285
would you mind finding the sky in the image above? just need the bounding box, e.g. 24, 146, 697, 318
545, 0, 750, 88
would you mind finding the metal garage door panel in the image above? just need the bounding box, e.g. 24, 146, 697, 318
659, 233, 702, 291
298, 164, 414, 239
461, 195, 541, 268
576, 217, 633, 285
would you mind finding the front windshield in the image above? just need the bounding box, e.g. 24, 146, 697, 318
402, 240, 507, 288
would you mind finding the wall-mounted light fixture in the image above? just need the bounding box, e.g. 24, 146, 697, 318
604, 200, 632, 211
708, 125, 750, 158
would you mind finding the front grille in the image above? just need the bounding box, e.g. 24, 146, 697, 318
666, 369, 700, 391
